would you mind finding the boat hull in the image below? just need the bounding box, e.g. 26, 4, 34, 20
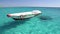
12, 14, 39, 20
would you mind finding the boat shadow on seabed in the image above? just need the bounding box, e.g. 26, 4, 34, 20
39, 15, 52, 21
0, 18, 30, 34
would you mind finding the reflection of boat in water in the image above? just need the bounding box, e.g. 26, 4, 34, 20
7, 10, 42, 20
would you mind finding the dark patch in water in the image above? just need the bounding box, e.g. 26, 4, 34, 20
40, 16, 52, 21
0, 18, 30, 34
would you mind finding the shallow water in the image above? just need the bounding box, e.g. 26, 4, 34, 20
0, 7, 60, 34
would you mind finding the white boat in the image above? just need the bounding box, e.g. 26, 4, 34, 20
7, 10, 42, 20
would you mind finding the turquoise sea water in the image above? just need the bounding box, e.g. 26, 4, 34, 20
0, 7, 60, 34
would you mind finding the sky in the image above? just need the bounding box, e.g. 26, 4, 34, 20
0, 0, 60, 7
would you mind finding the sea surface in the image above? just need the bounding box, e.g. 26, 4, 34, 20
0, 7, 60, 34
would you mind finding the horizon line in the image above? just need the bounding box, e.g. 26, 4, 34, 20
0, 6, 60, 8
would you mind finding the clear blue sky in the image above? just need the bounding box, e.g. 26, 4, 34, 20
0, 0, 60, 7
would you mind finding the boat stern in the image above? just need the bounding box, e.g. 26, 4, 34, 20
32, 10, 42, 15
